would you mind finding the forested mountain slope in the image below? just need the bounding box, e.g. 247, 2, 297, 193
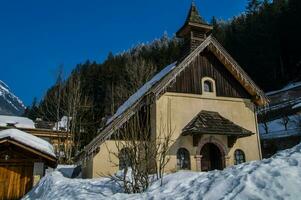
25, 0, 301, 148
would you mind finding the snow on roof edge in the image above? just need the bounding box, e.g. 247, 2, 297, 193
106, 61, 177, 125
0, 115, 35, 129
266, 81, 301, 96
0, 128, 56, 158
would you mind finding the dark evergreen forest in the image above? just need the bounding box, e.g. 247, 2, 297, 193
24, 0, 301, 148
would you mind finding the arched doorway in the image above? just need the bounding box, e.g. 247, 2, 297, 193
200, 143, 224, 171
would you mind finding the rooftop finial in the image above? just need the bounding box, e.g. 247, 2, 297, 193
185, 1, 205, 25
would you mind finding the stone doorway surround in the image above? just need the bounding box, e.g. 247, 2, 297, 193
195, 136, 229, 171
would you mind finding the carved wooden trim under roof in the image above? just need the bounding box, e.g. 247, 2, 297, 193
81, 35, 268, 157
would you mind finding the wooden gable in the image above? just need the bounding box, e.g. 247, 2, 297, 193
0, 139, 57, 167
167, 49, 251, 99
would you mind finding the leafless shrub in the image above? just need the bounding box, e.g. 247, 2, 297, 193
104, 106, 174, 193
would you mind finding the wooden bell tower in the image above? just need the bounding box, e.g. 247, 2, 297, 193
176, 2, 213, 56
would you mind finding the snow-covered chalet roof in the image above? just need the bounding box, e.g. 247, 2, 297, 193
0, 128, 56, 158
0, 115, 35, 129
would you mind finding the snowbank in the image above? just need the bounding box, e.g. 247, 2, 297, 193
0, 129, 55, 157
0, 115, 35, 128
23, 171, 121, 200
24, 143, 301, 200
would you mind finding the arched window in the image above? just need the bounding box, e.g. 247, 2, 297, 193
119, 148, 132, 170
204, 80, 213, 92
177, 148, 191, 170
234, 149, 246, 165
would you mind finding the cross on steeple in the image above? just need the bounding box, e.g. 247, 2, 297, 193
176, 2, 213, 56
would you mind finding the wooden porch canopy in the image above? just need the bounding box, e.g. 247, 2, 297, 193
182, 110, 254, 137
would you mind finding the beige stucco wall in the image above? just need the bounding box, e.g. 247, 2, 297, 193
156, 92, 262, 173
90, 140, 120, 178
84, 92, 262, 178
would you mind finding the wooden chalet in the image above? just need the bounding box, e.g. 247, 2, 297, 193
0, 115, 71, 158
0, 129, 57, 200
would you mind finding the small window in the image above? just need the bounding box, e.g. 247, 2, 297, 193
119, 148, 132, 170
234, 149, 246, 165
177, 148, 191, 170
204, 80, 213, 92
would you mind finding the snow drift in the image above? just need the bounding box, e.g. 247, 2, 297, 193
23, 143, 301, 200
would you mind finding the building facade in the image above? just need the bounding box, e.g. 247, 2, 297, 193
0, 129, 57, 200
79, 3, 268, 178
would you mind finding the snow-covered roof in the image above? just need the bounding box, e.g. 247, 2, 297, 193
53, 116, 71, 131
107, 62, 177, 124
267, 81, 301, 96
0, 115, 35, 128
0, 128, 56, 158
292, 102, 301, 109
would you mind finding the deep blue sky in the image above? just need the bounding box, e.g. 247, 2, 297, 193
0, 0, 247, 106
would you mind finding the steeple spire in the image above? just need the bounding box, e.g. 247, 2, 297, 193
185, 1, 206, 25
176, 2, 213, 56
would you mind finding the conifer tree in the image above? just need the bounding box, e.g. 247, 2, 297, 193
246, 0, 262, 14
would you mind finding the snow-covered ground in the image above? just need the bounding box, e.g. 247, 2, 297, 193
24, 143, 301, 200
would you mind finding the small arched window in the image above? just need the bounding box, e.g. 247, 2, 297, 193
204, 80, 213, 92
234, 149, 246, 165
119, 148, 132, 170
177, 148, 191, 170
